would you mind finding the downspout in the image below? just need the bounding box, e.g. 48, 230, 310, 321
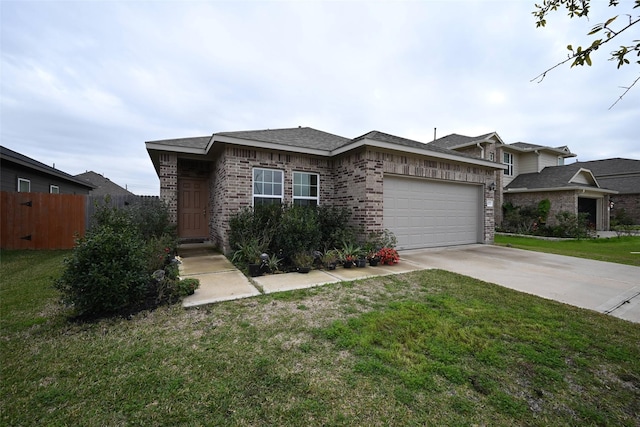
476, 142, 484, 159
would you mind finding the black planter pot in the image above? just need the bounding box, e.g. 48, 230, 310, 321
298, 266, 311, 274
248, 263, 262, 277
356, 259, 367, 268
326, 262, 336, 270
343, 261, 353, 269
369, 258, 379, 266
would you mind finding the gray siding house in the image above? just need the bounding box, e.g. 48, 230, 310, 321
1, 146, 94, 195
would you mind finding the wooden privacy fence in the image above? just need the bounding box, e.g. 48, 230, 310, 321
1, 191, 86, 250
1, 192, 162, 250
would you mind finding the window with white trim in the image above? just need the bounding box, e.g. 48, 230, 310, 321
253, 168, 283, 206
50, 185, 60, 194
503, 152, 514, 176
293, 172, 319, 206
557, 156, 564, 166
18, 178, 31, 192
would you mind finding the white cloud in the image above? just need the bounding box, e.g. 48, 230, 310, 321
1, 0, 638, 195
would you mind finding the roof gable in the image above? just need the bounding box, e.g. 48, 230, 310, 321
573, 158, 640, 176
505, 164, 608, 192
428, 132, 503, 150
506, 142, 575, 158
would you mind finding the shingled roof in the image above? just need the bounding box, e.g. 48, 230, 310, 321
508, 142, 575, 157
573, 158, 640, 194
354, 130, 483, 160
428, 132, 498, 150
76, 171, 134, 197
147, 126, 505, 170
145, 136, 211, 150
0, 146, 95, 190
506, 163, 604, 190
215, 127, 350, 151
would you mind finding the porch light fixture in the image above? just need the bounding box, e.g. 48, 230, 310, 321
488, 182, 496, 191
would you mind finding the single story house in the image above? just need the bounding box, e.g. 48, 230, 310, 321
146, 127, 506, 252
0, 146, 94, 194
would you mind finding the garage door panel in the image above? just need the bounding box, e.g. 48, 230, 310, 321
384, 177, 481, 250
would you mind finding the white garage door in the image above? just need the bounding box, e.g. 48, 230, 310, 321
384, 176, 482, 250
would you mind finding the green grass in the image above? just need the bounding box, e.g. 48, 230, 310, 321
495, 234, 640, 266
2, 250, 639, 426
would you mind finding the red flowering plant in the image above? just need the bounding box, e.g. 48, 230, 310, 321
376, 247, 399, 264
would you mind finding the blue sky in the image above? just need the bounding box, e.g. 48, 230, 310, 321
2, 0, 638, 195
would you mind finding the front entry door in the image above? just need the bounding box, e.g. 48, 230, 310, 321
178, 178, 208, 239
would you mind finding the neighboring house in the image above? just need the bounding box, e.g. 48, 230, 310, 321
146, 127, 506, 252
570, 158, 640, 225
428, 134, 616, 230
75, 171, 135, 197
504, 163, 616, 230
0, 146, 94, 194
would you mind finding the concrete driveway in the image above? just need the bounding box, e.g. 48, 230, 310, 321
401, 245, 640, 324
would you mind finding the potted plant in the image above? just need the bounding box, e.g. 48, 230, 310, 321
265, 253, 283, 274
292, 251, 314, 273
367, 252, 380, 266
231, 238, 268, 277
340, 240, 361, 268
376, 247, 400, 265
320, 249, 339, 270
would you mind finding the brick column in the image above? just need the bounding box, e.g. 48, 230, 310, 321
159, 153, 178, 224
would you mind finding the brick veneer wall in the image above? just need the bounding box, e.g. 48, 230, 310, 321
161, 144, 500, 251
209, 146, 334, 252
158, 153, 178, 224
611, 193, 640, 224
503, 190, 576, 227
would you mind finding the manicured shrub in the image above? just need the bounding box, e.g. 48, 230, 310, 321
273, 205, 321, 257
56, 198, 180, 318
55, 223, 148, 317
227, 204, 355, 270
316, 205, 354, 250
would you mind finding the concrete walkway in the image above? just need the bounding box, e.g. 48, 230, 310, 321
179, 243, 640, 324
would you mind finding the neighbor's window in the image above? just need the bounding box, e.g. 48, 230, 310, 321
253, 168, 283, 206
50, 185, 60, 194
557, 156, 564, 166
18, 178, 31, 192
503, 152, 514, 176
293, 172, 319, 206
489, 152, 495, 161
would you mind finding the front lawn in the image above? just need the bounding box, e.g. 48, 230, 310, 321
494, 234, 640, 266
2, 250, 639, 426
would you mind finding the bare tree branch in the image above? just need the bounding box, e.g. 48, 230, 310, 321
609, 74, 640, 109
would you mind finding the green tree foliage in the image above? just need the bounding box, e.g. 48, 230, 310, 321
532, 0, 640, 107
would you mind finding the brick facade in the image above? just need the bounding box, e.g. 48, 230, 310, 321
503, 190, 611, 230
158, 153, 178, 224
159, 144, 499, 252
611, 193, 640, 225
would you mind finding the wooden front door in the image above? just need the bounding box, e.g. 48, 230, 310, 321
178, 178, 208, 239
